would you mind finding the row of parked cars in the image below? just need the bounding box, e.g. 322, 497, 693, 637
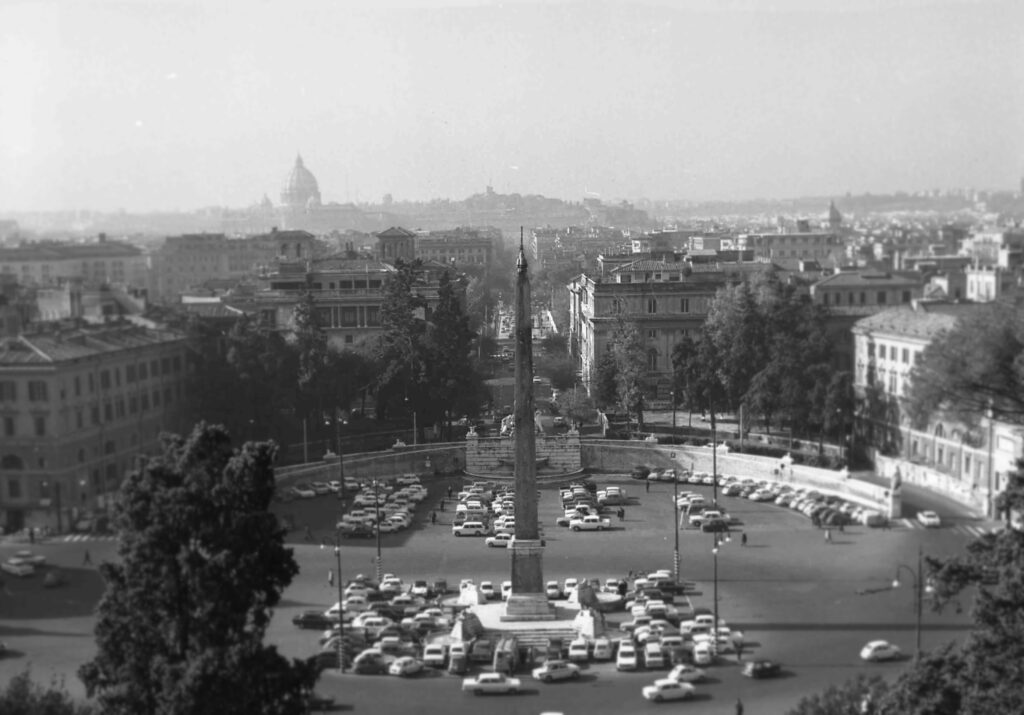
720, 477, 883, 526
337, 476, 428, 537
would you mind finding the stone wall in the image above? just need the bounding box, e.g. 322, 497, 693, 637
275, 443, 466, 486
465, 430, 582, 476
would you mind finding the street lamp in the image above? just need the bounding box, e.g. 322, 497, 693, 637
710, 399, 718, 506
321, 533, 346, 672
711, 529, 731, 654
671, 390, 680, 584
372, 479, 383, 582
892, 546, 931, 658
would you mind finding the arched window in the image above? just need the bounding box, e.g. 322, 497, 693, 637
934, 424, 945, 439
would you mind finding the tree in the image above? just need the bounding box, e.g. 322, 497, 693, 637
906, 298, 1024, 428
877, 463, 1024, 714
593, 348, 619, 411
539, 355, 577, 391
374, 259, 429, 425
540, 332, 568, 356
0, 670, 95, 715
79, 424, 316, 714
292, 288, 330, 437
786, 674, 889, 715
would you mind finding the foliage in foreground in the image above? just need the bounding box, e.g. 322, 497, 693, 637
0, 670, 94, 715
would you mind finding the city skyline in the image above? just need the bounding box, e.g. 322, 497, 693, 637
2, 0, 1022, 213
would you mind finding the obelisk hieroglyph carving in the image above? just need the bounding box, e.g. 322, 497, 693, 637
503, 232, 555, 620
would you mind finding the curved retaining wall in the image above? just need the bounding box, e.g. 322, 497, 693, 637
581, 440, 895, 515
275, 443, 466, 486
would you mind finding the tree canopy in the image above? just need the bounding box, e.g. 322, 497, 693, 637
78, 424, 316, 714
906, 298, 1024, 428
0, 671, 94, 715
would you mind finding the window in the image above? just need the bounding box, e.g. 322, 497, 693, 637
115, 368, 121, 387
76, 410, 83, 429
822, 293, 829, 306
914, 351, 922, 365
152, 390, 161, 407
3, 416, 13, 437
8, 478, 21, 499
161, 358, 171, 375
902, 348, 909, 363
937, 447, 944, 464
888, 373, 897, 393
0, 381, 14, 402
28, 381, 48, 401
877, 291, 887, 305
104, 403, 113, 421
100, 370, 111, 389
867, 343, 875, 358
150, 360, 159, 377
116, 399, 125, 418
129, 396, 138, 414
964, 455, 972, 474
173, 356, 182, 373
126, 365, 136, 383
141, 393, 150, 411
164, 387, 172, 405
91, 406, 100, 425
879, 345, 886, 359
648, 330, 657, 339
647, 298, 657, 314
74, 376, 82, 396
647, 350, 658, 371
344, 335, 353, 344
680, 298, 690, 313
365, 306, 381, 326
902, 291, 912, 303
34, 415, 46, 437
341, 307, 358, 327
860, 292, 866, 305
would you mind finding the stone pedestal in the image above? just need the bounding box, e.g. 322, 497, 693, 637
502, 539, 555, 621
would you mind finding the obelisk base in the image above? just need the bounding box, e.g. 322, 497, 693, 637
503, 539, 556, 621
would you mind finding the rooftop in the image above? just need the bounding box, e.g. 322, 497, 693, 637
853, 301, 985, 340
813, 270, 922, 289
0, 324, 185, 366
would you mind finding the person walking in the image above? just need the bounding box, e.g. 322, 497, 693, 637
431, 511, 437, 525
736, 697, 744, 715
645, 479, 650, 494
83, 549, 93, 566
447, 485, 453, 498
28, 527, 34, 545
304, 525, 313, 542
327, 569, 334, 587
741, 532, 748, 546
439, 499, 445, 511
825, 528, 832, 544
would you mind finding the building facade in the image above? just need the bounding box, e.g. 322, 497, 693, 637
568, 259, 761, 398
0, 237, 147, 289
851, 302, 1022, 517
0, 323, 189, 532
414, 228, 495, 268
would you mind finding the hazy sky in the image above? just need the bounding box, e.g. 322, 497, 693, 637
2, 0, 1022, 212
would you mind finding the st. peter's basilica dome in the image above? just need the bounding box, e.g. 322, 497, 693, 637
280, 154, 322, 209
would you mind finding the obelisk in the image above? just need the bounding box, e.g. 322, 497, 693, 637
503, 232, 555, 620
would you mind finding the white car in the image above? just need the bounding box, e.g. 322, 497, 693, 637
388, 656, 424, 677
616, 642, 639, 671
545, 581, 563, 599
567, 637, 590, 662
422, 643, 448, 668
642, 678, 696, 702
531, 659, 581, 682
592, 636, 613, 660
11, 550, 47, 566
667, 664, 706, 683
461, 672, 522, 694
485, 533, 513, 548
569, 515, 611, 531
479, 581, 497, 600
1, 560, 34, 577
860, 640, 902, 662
291, 484, 316, 498
692, 641, 715, 666
917, 510, 942, 528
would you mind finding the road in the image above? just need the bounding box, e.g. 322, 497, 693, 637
0, 471, 994, 714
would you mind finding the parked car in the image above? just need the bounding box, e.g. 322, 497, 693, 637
388, 656, 424, 677
292, 610, 334, 629
742, 659, 781, 678
616, 642, 639, 671
461, 672, 522, 694
643, 641, 666, 669
917, 510, 942, 528
667, 663, 706, 683
592, 636, 614, 661
642, 678, 696, 702
291, 483, 317, 498
11, 551, 47, 566
545, 581, 563, 599
860, 640, 902, 662
423, 643, 448, 668
485, 533, 513, 548
567, 638, 590, 663
531, 659, 581, 683
1, 561, 34, 577
452, 521, 488, 537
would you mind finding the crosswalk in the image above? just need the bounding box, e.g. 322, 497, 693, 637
58, 534, 118, 543
894, 518, 995, 538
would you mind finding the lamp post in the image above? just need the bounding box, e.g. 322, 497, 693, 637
373, 479, 383, 582
712, 529, 731, 654
893, 546, 929, 658
321, 533, 345, 672
671, 390, 680, 584
710, 399, 718, 506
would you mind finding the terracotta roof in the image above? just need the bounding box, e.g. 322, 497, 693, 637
853, 302, 984, 340
0, 325, 184, 366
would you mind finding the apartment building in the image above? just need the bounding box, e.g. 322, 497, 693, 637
0, 323, 189, 532
0, 237, 147, 288
414, 228, 496, 268
851, 301, 1021, 516
568, 258, 764, 398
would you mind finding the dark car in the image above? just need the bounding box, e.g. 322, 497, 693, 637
701, 519, 730, 533
342, 524, 375, 539
292, 610, 333, 629
631, 466, 651, 480
742, 659, 781, 679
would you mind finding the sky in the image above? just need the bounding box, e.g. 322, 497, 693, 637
1, 0, 1022, 212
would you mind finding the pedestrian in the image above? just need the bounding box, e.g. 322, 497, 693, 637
735, 640, 744, 661
736, 697, 744, 715
83, 549, 92, 566
645, 479, 650, 493
431, 511, 437, 525
741, 532, 748, 546
447, 485, 453, 498
440, 499, 445, 511
304, 525, 313, 542
28, 527, 34, 544
618, 507, 625, 522
825, 528, 832, 544
839, 522, 845, 533
327, 569, 334, 587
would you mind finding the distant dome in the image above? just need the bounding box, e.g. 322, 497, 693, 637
280, 155, 321, 209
